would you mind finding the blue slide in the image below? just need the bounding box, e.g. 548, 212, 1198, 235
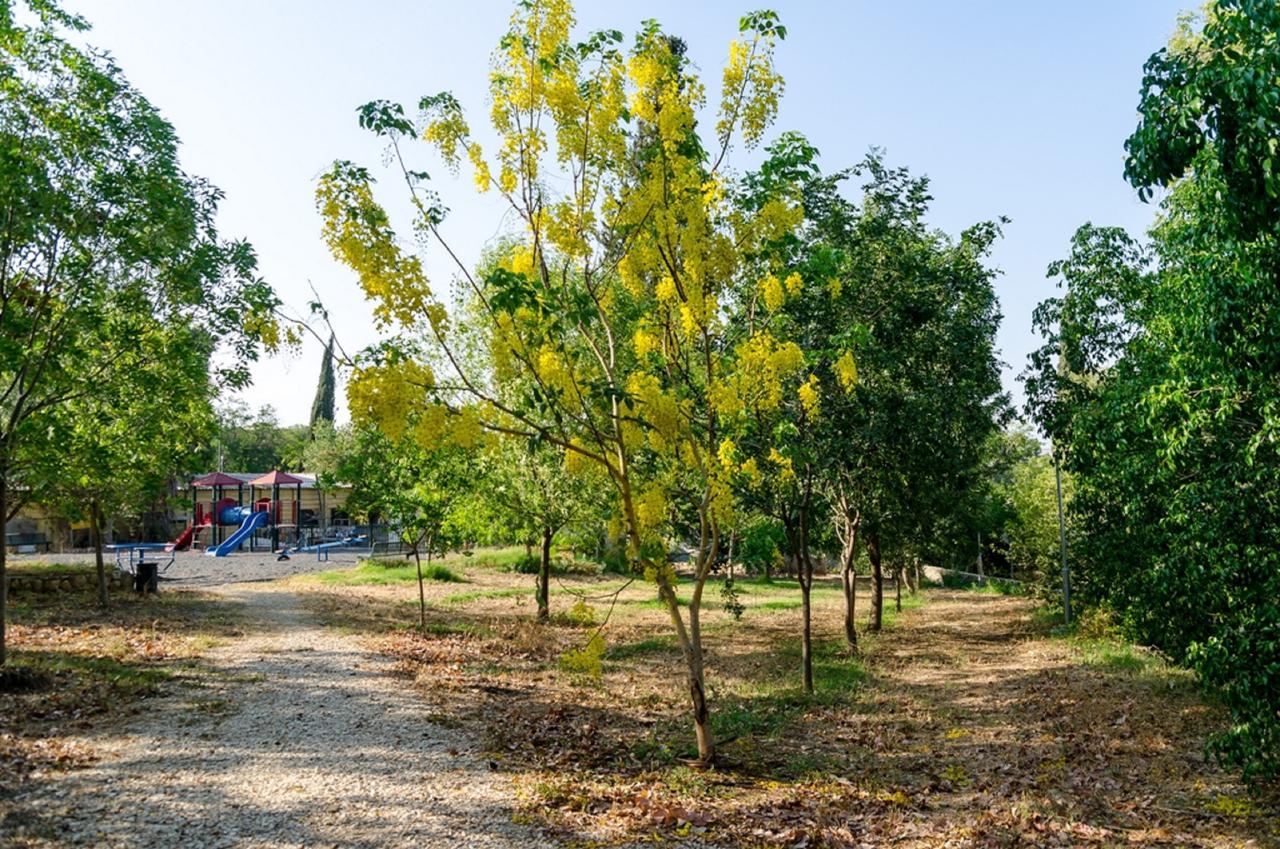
206, 508, 269, 557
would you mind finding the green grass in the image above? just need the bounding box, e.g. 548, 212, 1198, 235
439, 587, 530, 605
605, 634, 678, 659
1071, 637, 1165, 673
9, 651, 174, 697
5, 560, 98, 575
460, 546, 529, 570
312, 558, 466, 586
877, 590, 926, 628
706, 639, 867, 764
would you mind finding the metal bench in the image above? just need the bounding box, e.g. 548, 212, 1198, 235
4, 532, 52, 554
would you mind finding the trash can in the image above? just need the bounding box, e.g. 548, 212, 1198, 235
135, 561, 159, 594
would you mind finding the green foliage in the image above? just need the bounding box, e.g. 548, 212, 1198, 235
1028, 0, 1280, 783
314, 558, 465, 586
208, 401, 309, 473
719, 575, 745, 620
559, 632, 605, 679
0, 0, 285, 650
309, 333, 337, 435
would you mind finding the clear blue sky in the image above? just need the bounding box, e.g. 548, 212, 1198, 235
66, 0, 1188, 425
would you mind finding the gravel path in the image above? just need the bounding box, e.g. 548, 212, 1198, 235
8, 549, 372, 587
15, 586, 557, 848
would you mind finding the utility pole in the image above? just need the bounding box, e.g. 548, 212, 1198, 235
1054, 452, 1071, 625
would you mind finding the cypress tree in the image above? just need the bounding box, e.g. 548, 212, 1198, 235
309, 333, 336, 437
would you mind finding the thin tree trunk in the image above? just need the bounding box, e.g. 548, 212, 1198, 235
0, 474, 7, 666
867, 531, 884, 632
908, 556, 919, 595
837, 508, 860, 654
414, 533, 431, 631
840, 546, 858, 653
536, 525, 552, 622
90, 500, 108, 608
656, 572, 712, 764
800, 554, 813, 694
894, 563, 902, 613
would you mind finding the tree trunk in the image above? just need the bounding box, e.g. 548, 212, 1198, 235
908, 556, 919, 595
536, 525, 552, 623
91, 500, 108, 608
0, 474, 7, 666
840, 554, 858, 654
894, 563, 902, 613
656, 573, 713, 764
867, 532, 884, 632
414, 533, 431, 631
837, 511, 860, 654
800, 554, 814, 694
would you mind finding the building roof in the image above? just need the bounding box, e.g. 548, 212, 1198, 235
251, 470, 305, 486
188, 472, 332, 489
191, 472, 244, 487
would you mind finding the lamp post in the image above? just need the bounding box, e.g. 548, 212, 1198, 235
1054, 451, 1071, 625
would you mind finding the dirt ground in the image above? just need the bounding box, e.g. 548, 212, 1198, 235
3, 554, 1276, 848
299, 561, 1279, 848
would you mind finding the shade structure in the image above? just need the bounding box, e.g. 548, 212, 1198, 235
191, 472, 243, 487
250, 470, 304, 486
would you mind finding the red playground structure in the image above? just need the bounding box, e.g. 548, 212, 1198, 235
175, 471, 304, 555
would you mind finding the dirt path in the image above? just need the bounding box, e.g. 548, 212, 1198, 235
12, 586, 556, 848
859, 591, 1275, 848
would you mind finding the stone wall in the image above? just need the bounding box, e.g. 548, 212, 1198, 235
5, 569, 130, 596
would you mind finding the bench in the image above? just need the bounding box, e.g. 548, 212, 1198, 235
4, 532, 52, 554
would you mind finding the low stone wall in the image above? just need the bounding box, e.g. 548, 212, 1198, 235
5, 569, 130, 596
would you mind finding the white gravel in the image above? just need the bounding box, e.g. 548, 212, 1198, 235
8, 549, 374, 587
14, 586, 559, 848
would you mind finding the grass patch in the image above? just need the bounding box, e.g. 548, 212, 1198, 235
5, 560, 98, 576
439, 587, 530, 605
312, 557, 466, 586
605, 634, 678, 660
1071, 637, 1166, 674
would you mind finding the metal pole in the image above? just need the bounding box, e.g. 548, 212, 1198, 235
1054, 454, 1071, 625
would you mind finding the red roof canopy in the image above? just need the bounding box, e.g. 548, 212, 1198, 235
191, 472, 243, 487
251, 470, 303, 486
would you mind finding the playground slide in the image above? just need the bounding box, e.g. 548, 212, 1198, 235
171, 521, 208, 552
206, 510, 269, 557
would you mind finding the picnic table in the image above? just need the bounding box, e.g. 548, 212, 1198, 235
4, 532, 51, 554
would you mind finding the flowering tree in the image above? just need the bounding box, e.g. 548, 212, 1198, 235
318, 1, 796, 762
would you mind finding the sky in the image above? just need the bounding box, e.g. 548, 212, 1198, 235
63, 0, 1189, 426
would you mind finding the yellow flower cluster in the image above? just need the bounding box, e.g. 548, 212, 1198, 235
718, 33, 784, 148
768, 447, 795, 482
761, 274, 784, 313
719, 333, 806, 414
317, 170, 436, 330
798, 373, 820, 417
633, 485, 668, 539
347, 360, 434, 440
627, 372, 683, 450
835, 351, 859, 392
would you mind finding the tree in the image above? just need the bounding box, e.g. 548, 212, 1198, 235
23, 321, 215, 605
208, 402, 308, 473
1028, 0, 1280, 782
799, 155, 1005, 638
319, 1, 793, 762
724, 132, 856, 689
0, 1, 286, 663
310, 333, 337, 437
477, 437, 601, 622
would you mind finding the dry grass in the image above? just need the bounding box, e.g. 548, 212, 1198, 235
298, 555, 1279, 848
1, 589, 243, 793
